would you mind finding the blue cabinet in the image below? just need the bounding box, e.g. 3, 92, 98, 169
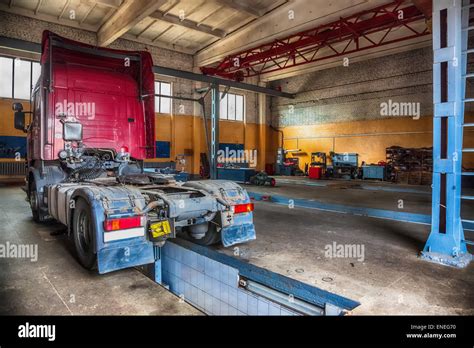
217, 168, 256, 183
362, 166, 385, 180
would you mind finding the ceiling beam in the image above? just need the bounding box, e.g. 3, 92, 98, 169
0, 2, 98, 31
97, 0, 166, 46
0, 4, 193, 55
80, 3, 96, 25
58, 0, 70, 19
210, 9, 239, 31
0, 36, 41, 54
121, 33, 195, 54
216, 0, 266, 17
150, 10, 227, 38
153, 66, 294, 98
151, 24, 174, 42
198, 0, 388, 67
34, 0, 43, 15
96, 0, 122, 9
136, 19, 157, 38
197, 5, 224, 26
99, 7, 117, 26
163, 0, 179, 16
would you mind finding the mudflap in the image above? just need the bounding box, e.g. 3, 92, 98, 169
181, 180, 258, 246
97, 238, 155, 274
221, 213, 256, 247
71, 186, 155, 274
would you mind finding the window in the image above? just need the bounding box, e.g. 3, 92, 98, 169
155, 81, 172, 114
235, 95, 244, 121
220, 93, 227, 119
0, 56, 41, 100
32, 62, 41, 89
219, 92, 244, 121
0, 57, 13, 98
14, 59, 31, 100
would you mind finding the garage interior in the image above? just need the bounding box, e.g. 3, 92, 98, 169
0, 0, 473, 316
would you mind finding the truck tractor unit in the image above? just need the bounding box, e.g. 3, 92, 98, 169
13, 31, 256, 274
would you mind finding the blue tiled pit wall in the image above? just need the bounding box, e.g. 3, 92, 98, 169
161, 242, 298, 316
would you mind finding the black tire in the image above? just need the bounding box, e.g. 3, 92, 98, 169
72, 198, 97, 270
29, 178, 40, 222
187, 222, 221, 246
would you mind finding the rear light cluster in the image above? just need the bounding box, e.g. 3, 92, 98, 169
232, 203, 254, 214
103, 216, 145, 231
119, 145, 129, 154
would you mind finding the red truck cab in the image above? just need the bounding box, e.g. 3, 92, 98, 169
30, 30, 155, 162
12, 31, 256, 274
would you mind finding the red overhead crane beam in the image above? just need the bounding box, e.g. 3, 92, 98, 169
200, 0, 430, 80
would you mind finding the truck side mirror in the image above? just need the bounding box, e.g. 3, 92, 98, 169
12, 102, 24, 112
14, 111, 26, 132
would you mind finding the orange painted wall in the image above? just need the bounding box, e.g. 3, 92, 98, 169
0, 99, 30, 137
0, 99, 262, 172
151, 113, 262, 174
5, 97, 471, 174
275, 116, 474, 170
0, 98, 29, 162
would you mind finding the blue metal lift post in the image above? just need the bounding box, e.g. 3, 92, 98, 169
421, 0, 472, 267
210, 84, 220, 180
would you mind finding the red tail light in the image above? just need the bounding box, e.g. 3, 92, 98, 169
120, 145, 129, 154
233, 203, 254, 214
104, 216, 144, 231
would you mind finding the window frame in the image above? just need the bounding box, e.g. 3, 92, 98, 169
219, 91, 245, 122
154, 80, 172, 115
0, 55, 41, 101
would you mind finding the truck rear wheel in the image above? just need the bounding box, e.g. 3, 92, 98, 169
72, 198, 97, 270
187, 223, 221, 246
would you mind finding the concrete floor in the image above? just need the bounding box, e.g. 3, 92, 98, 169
244, 177, 474, 216
0, 184, 201, 315
0, 180, 473, 315
215, 177, 473, 315
216, 200, 474, 314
